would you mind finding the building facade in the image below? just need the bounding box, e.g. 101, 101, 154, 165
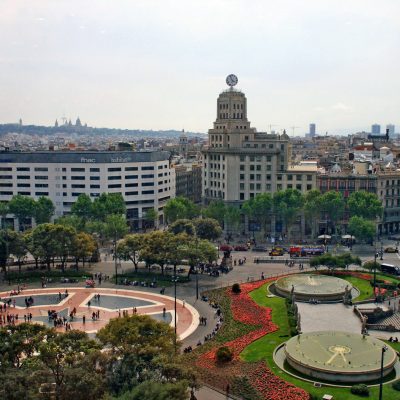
0, 150, 174, 230
202, 79, 317, 237
174, 163, 202, 204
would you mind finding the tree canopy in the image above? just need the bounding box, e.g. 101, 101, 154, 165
347, 191, 383, 220
164, 197, 199, 224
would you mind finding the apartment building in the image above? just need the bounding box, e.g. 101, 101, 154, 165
0, 150, 174, 230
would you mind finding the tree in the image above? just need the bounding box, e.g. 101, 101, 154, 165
142, 208, 158, 231
34, 196, 55, 224
224, 206, 241, 237
179, 238, 218, 274
115, 381, 189, 400
104, 214, 129, 242
193, 218, 222, 241
347, 216, 376, 243
348, 191, 383, 220
0, 229, 18, 273
163, 197, 199, 224
242, 193, 272, 234
71, 194, 93, 223
8, 194, 36, 231
72, 232, 96, 268
319, 191, 345, 236
92, 193, 126, 221
273, 189, 304, 240
30, 223, 61, 270
9, 231, 28, 274
168, 219, 195, 236
304, 189, 322, 239
0, 202, 9, 229
56, 214, 85, 232
117, 234, 143, 272
202, 200, 226, 226
337, 253, 362, 270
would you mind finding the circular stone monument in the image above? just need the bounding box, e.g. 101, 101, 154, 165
275, 274, 351, 302
284, 331, 397, 383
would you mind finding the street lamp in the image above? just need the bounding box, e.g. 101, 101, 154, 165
373, 234, 378, 297
171, 267, 179, 354
379, 345, 388, 400
380, 241, 383, 260
114, 233, 118, 285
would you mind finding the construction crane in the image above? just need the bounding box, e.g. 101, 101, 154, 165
290, 126, 300, 136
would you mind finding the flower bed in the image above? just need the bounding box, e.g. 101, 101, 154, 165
195, 279, 309, 400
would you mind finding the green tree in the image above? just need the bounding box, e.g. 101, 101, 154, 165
9, 231, 28, 274
0, 202, 9, 229
224, 206, 241, 237
193, 218, 222, 241
304, 189, 322, 239
319, 191, 345, 236
71, 232, 97, 268
30, 223, 61, 270
117, 234, 143, 272
34, 196, 55, 224
71, 194, 93, 223
104, 214, 129, 242
202, 200, 226, 226
242, 193, 272, 234
142, 207, 158, 231
0, 229, 18, 273
168, 219, 195, 236
273, 189, 304, 240
180, 238, 218, 274
8, 194, 36, 231
347, 191, 383, 220
56, 214, 85, 232
164, 197, 199, 224
114, 381, 188, 400
92, 193, 126, 221
347, 216, 376, 243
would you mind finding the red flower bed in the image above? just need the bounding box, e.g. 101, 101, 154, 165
196, 278, 310, 399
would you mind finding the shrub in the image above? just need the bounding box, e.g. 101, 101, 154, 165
363, 261, 381, 271
232, 283, 241, 294
392, 380, 400, 391
350, 384, 369, 396
216, 346, 233, 363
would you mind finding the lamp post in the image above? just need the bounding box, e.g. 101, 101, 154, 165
380, 241, 383, 260
171, 266, 179, 354
114, 232, 118, 285
378, 345, 388, 400
374, 235, 377, 299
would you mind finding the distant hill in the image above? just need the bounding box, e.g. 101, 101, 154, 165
0, 123, 206, 138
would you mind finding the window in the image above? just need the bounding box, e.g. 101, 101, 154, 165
256, 174, 261, 181
125, 175, 138, 179
17, 191, 30, 195
0, 167, 12, 171
250, 165, 255, 171
108, 167, 121, 172
17, 183, 30, 187
307, 175, 312, 181
266, 174, 271, 180
35, 192, 49, 196
35, 176, 48, 180
142, 182, 154, 186
141, 166, 154, 171
277, 184, 282, 190
90, 184, 100, 189
0, 191, 13, 195
89, 176, 100, 181
71, 168, 85, 172
0, 175, 12, 179
307, 184, 312, 190
108, 176, 121, 180
71, 184, 85, 188
125, 183, 138, 187
240, 193, 245, 200
90, 168, 100, 172
125, 166, 138, 171
240, 165, 245, 171
125, 191, 138, 196
240, 183, 244, 190
71, 176, 85, 180
17, 167, 30, 171
142, 174, 154, 179
34, 167, 48, 171
250, 174, 255, 180
35, 184, 48, 188
142, 190, 154, 194
240, 155, 245, 161
240, 174, 245, 180
71, 192, 83, 197
266, 184, 271, 190
0, 183, 12, 187
108, 184, 122, 188
287, 175, 293, 181
296, 184, 302, 190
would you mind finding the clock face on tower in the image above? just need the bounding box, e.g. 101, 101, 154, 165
226, 74, 238, 87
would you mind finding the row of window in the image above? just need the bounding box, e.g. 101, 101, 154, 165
0, 165, 167, 173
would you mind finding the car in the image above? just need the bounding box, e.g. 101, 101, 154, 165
388, 235, 400, 241
252, 245, 268, 252
219, 244, 233, 252
234, 244, 248, 251
269, 248, 284, 256
384, 247, 398, 253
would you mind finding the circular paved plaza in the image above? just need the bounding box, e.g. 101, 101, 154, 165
0, 287, 199, 339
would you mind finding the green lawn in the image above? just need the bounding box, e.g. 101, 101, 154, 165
240, 283, 400, 400
341, 276, 374, 301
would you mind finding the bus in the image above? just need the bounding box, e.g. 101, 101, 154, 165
289, 246, 325, 258
380, 263, 400, 276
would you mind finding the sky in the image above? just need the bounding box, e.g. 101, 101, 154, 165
0, 0, 399, 135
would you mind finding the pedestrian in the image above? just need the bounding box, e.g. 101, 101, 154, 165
163, 307, 166, 317
83, 315, 86, 324
88, 301, 91, 308
183, 300, 186, 308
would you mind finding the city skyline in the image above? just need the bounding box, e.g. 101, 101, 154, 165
0, 0, 399, 135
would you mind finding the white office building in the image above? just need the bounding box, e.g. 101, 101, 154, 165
0, 150, 174, 230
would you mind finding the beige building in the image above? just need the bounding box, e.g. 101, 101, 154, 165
202, 78, 317, 237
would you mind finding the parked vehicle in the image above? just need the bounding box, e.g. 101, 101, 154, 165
289, 246, 325, 258
380, 263, 400, 276
252, 245, 268, 252
234, 244, 248, 251
384, 247, 398, 253
269, 248, 284, 256
219, 244, 233, 252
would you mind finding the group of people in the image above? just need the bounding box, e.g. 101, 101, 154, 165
233, 257, 247, 266
57, 290, 69, 300
24, 297, 35, 307
199, 316, 207, 325
389, 337, 399, 343
93, 272, 110, 285
121, 278, 157, 288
